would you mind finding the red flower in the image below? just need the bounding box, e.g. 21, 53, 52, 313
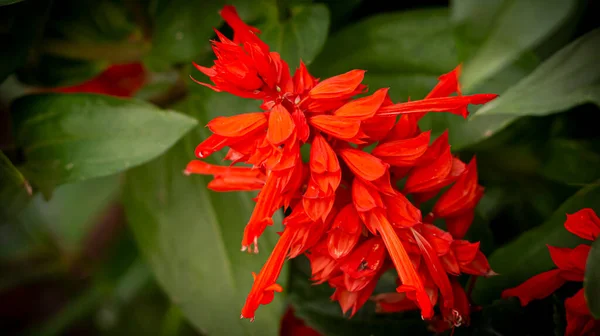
51, 62, 146, 97
502, 208, 600, 336
185, 5, 498, 325
280, 306, 322, 336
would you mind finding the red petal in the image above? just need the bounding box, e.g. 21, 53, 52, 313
565, 208, 600, 241
339, 148, 388, 181
377, 94, 499, 118
184, 160, 264, 178
382, 193, 421, 228
420, 224, 453, 255
291, 108, 310, 142
404, 147, 453, 194
267, 105, 295, 145
340, 237, 386, 280
293, 60, 317, 94
372, 131, 431, 166
208, 112, 267, 137
195, 134, 230, 158
564, 289, 597, 336
460, 250, 494, 276
207, 176, 265, 191
425, 65, 462, 99
445, 210, 476, 240
328, 205, 362, 259
452, 240, 480, 264
502, 269, 566, 306
310, 134, 341, 174
352, 178, 384, 212
548, 245, 579, 272
412, 229, 454, 314
309, 115, 361, 140
384, 115, 420, 142
241, 227, 295, 321
302, 184, 335, 221
308, 69, 366, 100
372, 212, 434, 319
433, 158, 479, 216
333, 88, 389, 120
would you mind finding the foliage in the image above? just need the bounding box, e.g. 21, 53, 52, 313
0, 0, 598, 335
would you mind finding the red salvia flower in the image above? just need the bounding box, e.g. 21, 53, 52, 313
185, 5, 498, 326
502, 208, 600, 336
51, 62, 146, 97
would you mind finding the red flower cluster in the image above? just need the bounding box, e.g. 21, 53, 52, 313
185, 5, 498, 330
503, 208, 600, 336
51, 62, 146, 97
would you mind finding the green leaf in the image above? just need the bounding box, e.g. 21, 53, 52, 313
473, 181, 600, 304
540, 139, 600, 186
17, 55, 107, 87
0, 151, 32, 220
311, 8, 456, 88
458, 0, 578, 91
144, 0, 224, 70
418, 55, 538, 150
123, 91, 286, 336
310, 7, 543, 151
474, 28, 600, 117
259, 3, 330, 70
11, 93, 197, 193
0, 0, 52, 83
0, 0, 24, 6
18, 175, 120, 252
39, 0, 147, 63
289, 260, 429, 336
585, 237, 600, 318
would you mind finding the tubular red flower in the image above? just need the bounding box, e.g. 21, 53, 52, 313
241, 227, 295, 321
376, 94, 498, 118
185, 5, 498, 324
503, 209, 599, 336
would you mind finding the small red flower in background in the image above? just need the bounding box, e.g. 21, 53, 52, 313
185, 5, 498, 330
280, 307, 322, 336
502, 208, 600, 336
51, 62, 146, 97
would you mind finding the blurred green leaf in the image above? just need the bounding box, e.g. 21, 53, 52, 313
259, 3, 330, 70
451, 0, 505, 60
0, 151, 32, 220
473, 181, 600, 304
29, 259, 152, 336
311, 8, 456, 99
0, 0, 24, 6
144, 0, 224, 70
11, 94, 197, 194
540, 139, 600, 185
39, 0, 146, 63
0, 0, 52, 83
419, 55, 538, 150
289, 260, 429, 336
46, 0, 136, 43
17, 55, 107, 87
123, 91, 286, 336
585, 238, 600, 318
474, 28, 600, 117
458, 0, 577, 91
18, 175, 120, 253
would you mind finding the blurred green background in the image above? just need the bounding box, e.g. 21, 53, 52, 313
1, 0, 599, 335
